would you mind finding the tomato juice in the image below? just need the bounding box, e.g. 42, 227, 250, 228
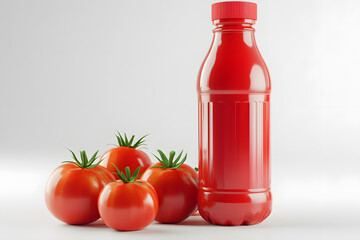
197, 1, 272, 225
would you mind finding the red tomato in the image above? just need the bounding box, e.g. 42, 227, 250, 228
179, 164, 199, 185
100, 132, 152, 178
98, 166, 158, 231
45, 150, 115, 225
141, 150, 198, 223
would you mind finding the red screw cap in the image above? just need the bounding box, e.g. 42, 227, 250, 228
211, 1, 257, 21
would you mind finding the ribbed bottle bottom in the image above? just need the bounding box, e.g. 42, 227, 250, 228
198, 188, 272, 226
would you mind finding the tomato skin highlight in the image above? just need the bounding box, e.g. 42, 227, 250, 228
178, 164, 199, 185
45, 163, 115, 225
98, 180, 158, 231
100, 147, 152, 178
141, 163, 198, 223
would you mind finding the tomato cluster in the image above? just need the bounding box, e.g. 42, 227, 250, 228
45, 133, 198, 231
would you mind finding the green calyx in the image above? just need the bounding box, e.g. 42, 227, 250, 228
112, 164, 141, 183
152, 150, 188, 169
62, 149, 102, 169
114, 131, 148, 149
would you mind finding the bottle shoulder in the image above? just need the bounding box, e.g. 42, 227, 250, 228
197, 43, 271, 94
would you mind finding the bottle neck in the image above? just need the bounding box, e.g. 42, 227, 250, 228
213, 18, 255, 30
212, 19, 256, 47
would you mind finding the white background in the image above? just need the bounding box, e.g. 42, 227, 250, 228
1, 0, 360, 239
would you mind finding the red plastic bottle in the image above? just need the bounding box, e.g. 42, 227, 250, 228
197, 1, 271, 225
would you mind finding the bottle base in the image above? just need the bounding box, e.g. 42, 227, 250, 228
198, 188, 272, 226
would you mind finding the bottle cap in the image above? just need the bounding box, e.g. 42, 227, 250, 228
211, 1, 257, 21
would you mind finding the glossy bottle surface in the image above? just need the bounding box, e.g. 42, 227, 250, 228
197, 18, 271, 225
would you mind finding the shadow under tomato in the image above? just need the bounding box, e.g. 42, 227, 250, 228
60, 219, 108, 229
155, 216, 210, 226
118, 227, 168, 234
86, 219, 108, 228
63, 219, 169, 233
